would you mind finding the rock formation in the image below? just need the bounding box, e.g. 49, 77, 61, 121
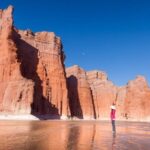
66, 68, 118, 120
0, 6, 150, 121
66, 65, 95, 119
0, 6, 69, 119
117, 76, 150, 121
66, 66, 150, 121
86, 70, 118, 119
0, 6, 34, 114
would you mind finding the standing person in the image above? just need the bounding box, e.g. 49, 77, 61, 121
110, 103, 116, 133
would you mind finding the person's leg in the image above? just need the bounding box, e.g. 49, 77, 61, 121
111, 120, 116, 132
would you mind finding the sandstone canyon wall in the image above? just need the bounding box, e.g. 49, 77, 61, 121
66, 65, 95, 119
86, 70, 118, 120
117, 76, 150, 121
66, 66, 118, 120
0, 6, 34, 114
0, 6, 150, 121
66, 66, 150, 121
0, 6, 69, 119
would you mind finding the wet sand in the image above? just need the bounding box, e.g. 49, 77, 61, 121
0, 121, 149, 150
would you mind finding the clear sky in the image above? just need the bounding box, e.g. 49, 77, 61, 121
1, 0, 150, 86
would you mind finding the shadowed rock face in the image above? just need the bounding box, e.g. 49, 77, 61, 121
0, 6, 69, 119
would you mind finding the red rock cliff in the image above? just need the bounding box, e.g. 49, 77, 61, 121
0, 6, 150, 121
67, 66, 150, 121
0, 6, 34, 114
66, 65, 95, 119
118, 76, 150, 121
86, 71, 118, 119
0, 6, 69, 119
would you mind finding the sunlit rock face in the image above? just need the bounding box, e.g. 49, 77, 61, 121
86, 72, 150, 121
66, 66, 95, 119
0, 6, 69, 118
118, 76, 150, 121
0, 6, 34, 114
115, 86, 127, 120
67, 67, 150, 121
0, 6, 150, 121
86, 71, 118, 119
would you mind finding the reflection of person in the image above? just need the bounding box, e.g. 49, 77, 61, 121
112, 131, 116, 150
110, 103, 116, 133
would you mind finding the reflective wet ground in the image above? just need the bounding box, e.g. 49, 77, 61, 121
0, 120, 149, 150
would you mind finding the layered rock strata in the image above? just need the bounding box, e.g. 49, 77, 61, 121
117, 76, 150, 121
86, 70, 118, 119
0, 6, 69, 119
0, 6, 150, 121
66, 66, 150, 121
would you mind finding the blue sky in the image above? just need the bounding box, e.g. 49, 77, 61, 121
1, 0, 150, 86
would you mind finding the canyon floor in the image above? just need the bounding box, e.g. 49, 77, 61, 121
0, 120, 149, 150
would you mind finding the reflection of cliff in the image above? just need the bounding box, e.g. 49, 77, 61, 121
66, 122, 98, 150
